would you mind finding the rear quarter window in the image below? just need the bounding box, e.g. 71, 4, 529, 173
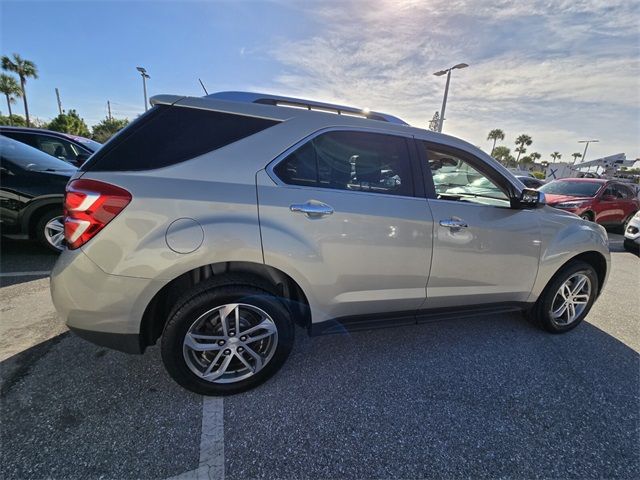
82, 105, 280, 171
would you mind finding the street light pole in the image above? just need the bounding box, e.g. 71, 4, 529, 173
433, 63, 468, 133
136, 66, 150, 111
577, 139, 599, 165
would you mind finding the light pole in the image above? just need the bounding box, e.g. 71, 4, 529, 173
433, 63, 468, 132
577, 139, 599, 164
136, 66, 150, 111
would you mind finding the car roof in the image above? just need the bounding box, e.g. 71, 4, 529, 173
552, 177, 609, 184
0, 125, 94, 144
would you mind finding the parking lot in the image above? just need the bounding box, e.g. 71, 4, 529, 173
1, 232, 638, 479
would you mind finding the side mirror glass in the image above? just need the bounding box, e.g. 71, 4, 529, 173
512, 188, 544, 209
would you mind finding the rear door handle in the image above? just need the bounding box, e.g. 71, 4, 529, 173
439, 218, 468, 230
290, 201, 334, 218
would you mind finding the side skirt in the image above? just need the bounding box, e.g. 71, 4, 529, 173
309, 302, 532, 336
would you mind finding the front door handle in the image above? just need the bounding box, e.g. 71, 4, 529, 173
439, 218, 468, 230
290, 201, 334, 218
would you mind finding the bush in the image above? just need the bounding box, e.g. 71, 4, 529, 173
0, 114, 26, 126
47, 109, 90, 137
91, 117, 129, 143
532, 171, 546, 179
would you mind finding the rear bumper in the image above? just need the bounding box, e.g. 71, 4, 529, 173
68, 326, 143, 354
50, 248, 158, 353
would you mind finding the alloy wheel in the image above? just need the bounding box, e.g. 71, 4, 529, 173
183, 303, 278, 384
549, 273, 591, 326
44, 216, 65, 251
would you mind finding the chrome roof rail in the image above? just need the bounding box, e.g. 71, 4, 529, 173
205, 91, 409, 125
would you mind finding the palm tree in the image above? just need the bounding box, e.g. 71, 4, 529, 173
0, 74, 21, 125
551, 152, 562, 162
1, 53, 38, 127
487, 129, 505, 156
571, 152, 582, 163
530, 152, 541, 163
514, 134, 533, 165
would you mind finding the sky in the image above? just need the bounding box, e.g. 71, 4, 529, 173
1, 0, 639, 163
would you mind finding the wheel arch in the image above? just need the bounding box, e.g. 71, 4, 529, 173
21, 197, 63, 238
537, 250, 608, 302
139, 261, 311, 349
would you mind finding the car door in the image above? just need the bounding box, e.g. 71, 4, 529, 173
417, 141, 541, 309
257, 129, 433, 325
595, 184, 621, 224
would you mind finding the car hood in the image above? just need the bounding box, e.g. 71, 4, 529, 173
544, 194, 593, 205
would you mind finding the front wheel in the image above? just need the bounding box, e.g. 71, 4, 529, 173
161, 283, 294, 395
35, 209, 65, 253
529, 260, 598, 333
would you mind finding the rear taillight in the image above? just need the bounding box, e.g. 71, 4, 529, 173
64, 179, 131, 249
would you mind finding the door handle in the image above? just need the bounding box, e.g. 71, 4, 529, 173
439, 218, 468, 230
290, 201, 334, 218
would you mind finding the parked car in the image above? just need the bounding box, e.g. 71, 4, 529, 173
0, 126, 101, 167
623, 210, 640, 253
0, 136, 76, 252
51, 91, 611, 395
516, 175, 545, 189
540, 178, 639, 227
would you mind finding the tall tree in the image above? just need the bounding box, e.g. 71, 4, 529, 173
487, 129, 505, 156
571, 152, 582, 162
0, 74, 21, 124
1, 53, 38, 127
550, 152, 562, 162
514, 134, 533, 165
492, 146, 514, 167
47, 109, 90, 137
530, 152, 541, 163
91, 117, 129, 143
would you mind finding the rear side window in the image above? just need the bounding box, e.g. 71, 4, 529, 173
82, 105, 279, 171
274, 131, 413, 196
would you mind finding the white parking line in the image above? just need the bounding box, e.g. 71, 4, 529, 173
168, 397, 224, 479
0, 271, 51, 277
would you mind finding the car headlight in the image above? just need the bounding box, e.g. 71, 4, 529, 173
554, 201, 588, 208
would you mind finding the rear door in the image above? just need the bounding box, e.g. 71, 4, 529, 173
417, 141, 541, 309
257, 129, 433, 325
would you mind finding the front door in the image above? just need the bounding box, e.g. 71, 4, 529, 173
417, 141, 541, 308
257, 130, 433, 324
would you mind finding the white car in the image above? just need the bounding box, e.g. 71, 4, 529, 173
624, 210, 640, 252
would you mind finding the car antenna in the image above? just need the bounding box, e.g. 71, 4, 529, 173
198, 78, 209, 95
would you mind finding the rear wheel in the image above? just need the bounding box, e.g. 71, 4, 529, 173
529, 260, 598, 333
35, 209, 65, 253
161, 282, 294, 395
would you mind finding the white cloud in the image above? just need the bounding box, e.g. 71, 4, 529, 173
266, 0, 640, 160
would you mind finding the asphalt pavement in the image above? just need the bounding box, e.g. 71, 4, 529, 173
1, 232, 638, 479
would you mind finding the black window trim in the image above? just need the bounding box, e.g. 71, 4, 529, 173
266, 126, 423, 200
417, 140, 521, 206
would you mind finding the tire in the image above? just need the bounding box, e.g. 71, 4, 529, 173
580, 212, 594, 222
34, 209, 65, 253
529, 260, 599, 334
161, 280, 294, 395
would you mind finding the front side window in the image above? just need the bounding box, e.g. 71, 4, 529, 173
274, 131, 413, 196
35, 135, 79, 161
423, 143, 510, 206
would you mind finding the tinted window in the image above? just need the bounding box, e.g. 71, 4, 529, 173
612, 184, 632, 199
34, 135, 79, 161
0, 136, 76, 172
274, 131, 413, 196
424, 144, 510, 206
1, 131, 39, 149
539, 181, 603, 197
82, 105, 279, 171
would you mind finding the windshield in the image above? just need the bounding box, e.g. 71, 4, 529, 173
539, 180, 602, 197
0, 135, 76, 172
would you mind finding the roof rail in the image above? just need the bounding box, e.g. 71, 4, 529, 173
205, 91, 409, 126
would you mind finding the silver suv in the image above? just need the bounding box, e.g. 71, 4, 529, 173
51, 92, 610, 395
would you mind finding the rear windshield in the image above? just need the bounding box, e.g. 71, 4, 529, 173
82, 105, 280, 171
0, 135, 76, 172
539, 180, 603, 197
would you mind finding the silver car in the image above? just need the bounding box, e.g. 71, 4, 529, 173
50, 92, 610, 395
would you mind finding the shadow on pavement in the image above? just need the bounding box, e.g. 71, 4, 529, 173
0, 334, 202, 480
226, 313, 639, 479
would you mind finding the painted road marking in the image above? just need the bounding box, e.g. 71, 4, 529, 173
168, 396, 224, 479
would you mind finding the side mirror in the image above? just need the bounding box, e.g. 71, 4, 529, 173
512, 188, 545, 209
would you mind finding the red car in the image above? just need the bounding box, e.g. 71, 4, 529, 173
540, 178, 639, 227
